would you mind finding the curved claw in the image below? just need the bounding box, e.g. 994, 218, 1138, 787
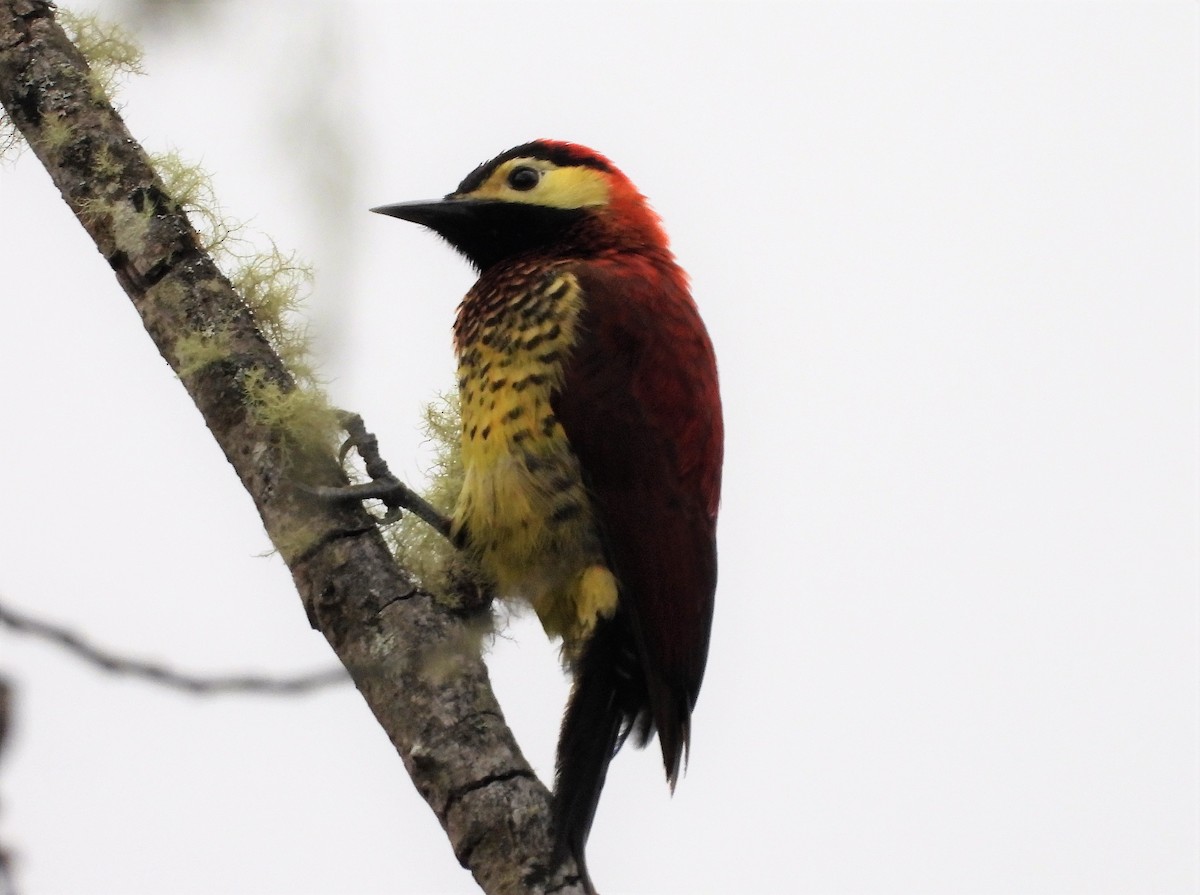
378, 505, 407, 526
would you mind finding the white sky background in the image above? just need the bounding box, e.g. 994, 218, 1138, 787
0, 2, 1197, 893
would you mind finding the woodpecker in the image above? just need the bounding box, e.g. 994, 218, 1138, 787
374, 141, 722, 889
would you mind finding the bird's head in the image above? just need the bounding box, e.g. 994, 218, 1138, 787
373, 140, 670, 271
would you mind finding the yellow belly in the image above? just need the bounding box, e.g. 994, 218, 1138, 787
452, 271, 618, 654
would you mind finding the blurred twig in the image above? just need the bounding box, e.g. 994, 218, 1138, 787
0, 678, 8, 757
0, 676, 14, 895
0, 600, 347, 695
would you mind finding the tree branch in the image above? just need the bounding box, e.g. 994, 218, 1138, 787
0, 3, 581, 891
0, 599, 349, 694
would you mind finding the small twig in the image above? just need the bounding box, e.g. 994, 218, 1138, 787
0, 677, 15, 895
0, 678, 8, 758
0, 843, 14, 895
306, 411, 454, 540
0, 600, 348, 695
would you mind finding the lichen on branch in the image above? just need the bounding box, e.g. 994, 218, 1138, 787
1, 8, 141, 157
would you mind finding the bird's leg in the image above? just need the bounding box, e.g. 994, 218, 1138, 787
303, 410, 453, 540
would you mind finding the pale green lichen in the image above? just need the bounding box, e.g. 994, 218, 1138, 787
228, 245, 317, 378
38, 115, 76, 153
384, 391, 466, 594
418, 611, 497, 685
240, 367, 340, 462
1, 8, 143, 161
59, 9, 144, 99
91, 141, 122, 179
139, 155, 331, 471
150, 149, 231, 252
265, 514, 328, 565
173, 327, 235, 378
382, 392, 490, 644
146, 276, 189, 312
148, 150, 319, 378
141, 147, 339, 452
108, 193, 157, 246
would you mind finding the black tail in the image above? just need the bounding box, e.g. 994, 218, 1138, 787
552, 611, 645, 891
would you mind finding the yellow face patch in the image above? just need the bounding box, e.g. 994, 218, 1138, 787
455, 157, 610, 210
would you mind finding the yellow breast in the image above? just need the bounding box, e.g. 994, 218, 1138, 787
453, 270, 618, 652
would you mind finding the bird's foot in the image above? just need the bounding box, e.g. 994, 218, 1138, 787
303, 411, 453, 539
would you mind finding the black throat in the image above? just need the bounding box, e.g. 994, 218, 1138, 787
440, 202, 591, 271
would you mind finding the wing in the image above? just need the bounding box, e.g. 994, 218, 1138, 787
554, 254, 723, 778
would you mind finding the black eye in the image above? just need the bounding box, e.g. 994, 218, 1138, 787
507, 166, 541, 191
